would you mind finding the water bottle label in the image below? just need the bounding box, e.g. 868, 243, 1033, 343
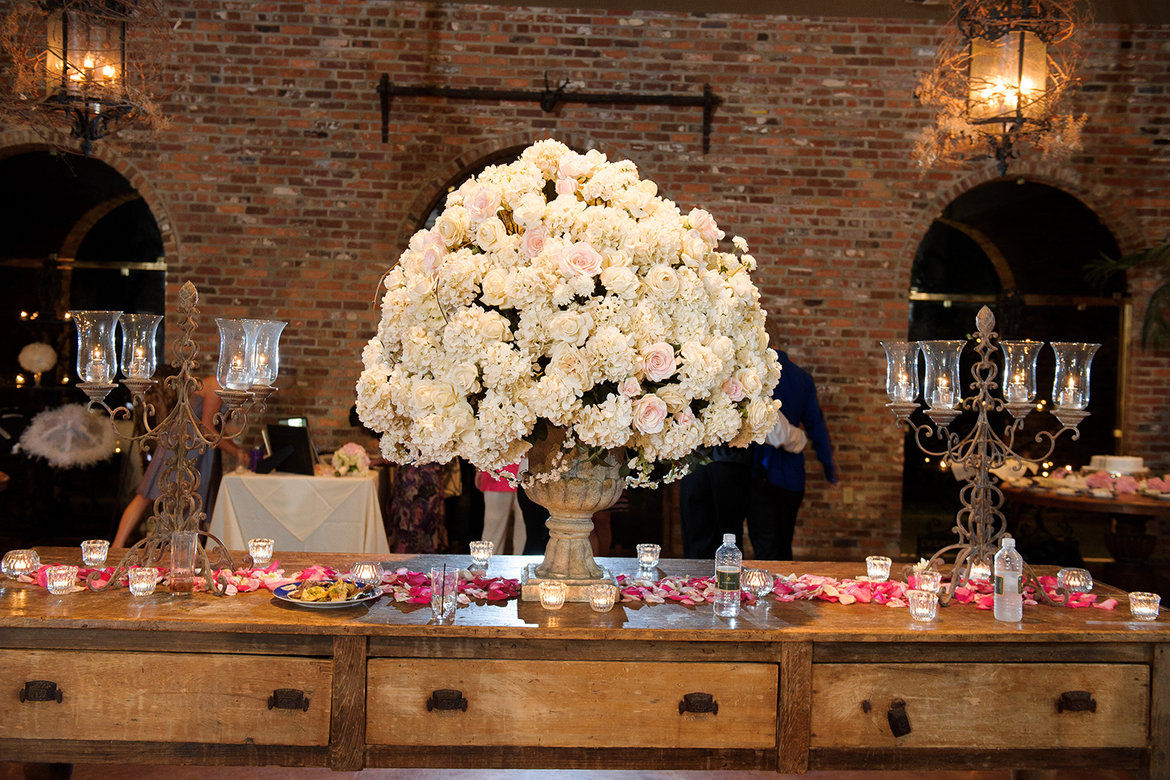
716, 569, 740, 591
995, 574, 1022, 595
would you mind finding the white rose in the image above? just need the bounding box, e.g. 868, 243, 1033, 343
558, 152, 592, 179
730, 271, 755, 300
547, 343, 591, 394
476, 217, 509, 253
549, 311, 591, 346
633, 394, 668, 434
645, 264, 680, 297
600, 266, 639, 298
480, 312, 511, 342
735, 368, 763, 398
480, 268, 509, 307
406, 274, 433, 301
512, 194, 545, 228
681, 229, 709, 261
435, 208, 469, 247
450, 363, 480, 395
656, 385, 687, 413
746, 397, 774, 430
558, 242, 603, 278
641, 342, 677, 382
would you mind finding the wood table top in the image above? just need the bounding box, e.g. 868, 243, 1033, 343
1002, 484, 1170, 517
1, 548, 1165, 644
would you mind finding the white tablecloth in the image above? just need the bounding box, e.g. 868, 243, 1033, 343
209, 471, 389, 555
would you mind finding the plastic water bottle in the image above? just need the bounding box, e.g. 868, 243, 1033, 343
714, 533, 742, 618
993, 536, 1023, 622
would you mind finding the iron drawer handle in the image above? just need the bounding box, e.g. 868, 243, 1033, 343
268, 688, 310, 711
887, 699, 911, 737
427, 689, 468, 712
20, 680, 63, 703
1057, 690, 1097, 713
679, 692, 718, 715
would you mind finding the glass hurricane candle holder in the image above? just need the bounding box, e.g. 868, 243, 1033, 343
865, 555, 892, 582
881, 340, 920, 403
636, 543, 661, 569
539, 580, 567, 610
999, 340, 1043, 404
119, 313, 163, 380
80, 539, 109, 567
128, 566, 158, 596
1129, 591, 1161, 621
246, 319, 286, 387
588, 583, 618, 613
1051, 342, 1100, 410
914, 568, 942, 594
69, 310, 122, 384
2, 549, 41, 579
215, 318, 254, 391
920, 340, 965, 410
1057, 567, 1093, 595
46, 565, 78, 595
351, 561, 384, 587
469, 540, 494, 569
248, 538, 274, 567
907, 589, 939, 622
742, 568, 774, 599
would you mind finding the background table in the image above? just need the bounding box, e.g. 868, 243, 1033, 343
209, 471, 389, 554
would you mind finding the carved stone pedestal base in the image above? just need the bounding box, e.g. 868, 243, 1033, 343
520, 563, 616, 603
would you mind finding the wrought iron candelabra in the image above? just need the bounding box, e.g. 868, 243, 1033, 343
70, 281, 284, 595
883, 306, 1099, 605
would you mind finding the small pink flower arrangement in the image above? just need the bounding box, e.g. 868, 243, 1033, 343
1115, 475, 1139, 495
331, 442, 371, 477
1084, 470, 1114, 490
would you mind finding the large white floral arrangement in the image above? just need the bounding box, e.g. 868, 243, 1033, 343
356, 139, 781, 486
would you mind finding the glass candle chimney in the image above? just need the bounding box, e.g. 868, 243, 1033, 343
920, 340, 966, 410
999, 339, 1043, 404
881, 341, 920, 404
69, 310, 122, 384
119, 313, 163, 380
1050, 342, 1099, 410
215, 318, 253, 391
245, 319, 286, 387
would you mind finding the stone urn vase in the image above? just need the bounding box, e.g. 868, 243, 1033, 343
521, 426, 624, 601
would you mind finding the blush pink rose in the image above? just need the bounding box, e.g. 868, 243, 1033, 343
641, 342, 677, 382
633, 394, 668, 434
1115, 475, 1139, 494
466, 185, 501, 222
722, 377, 746, 402
521, 225, 548, 259
618, 377, 641, 397
555, 177, 577, 195
675, 408, 695, 426
688, 207, 725, 245
558, 242, 603, 278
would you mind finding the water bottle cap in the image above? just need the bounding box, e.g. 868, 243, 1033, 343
723, 534, 736, 544
1001, 536, 1015, 548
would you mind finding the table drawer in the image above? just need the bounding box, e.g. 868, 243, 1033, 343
1, 650, 331, 745
810, 663, 1148, 749
367, 658, 777, 748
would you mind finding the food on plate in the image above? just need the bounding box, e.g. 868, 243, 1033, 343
286, 580, 375, 603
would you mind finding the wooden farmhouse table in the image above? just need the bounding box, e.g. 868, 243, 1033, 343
1, 550, 1167, 776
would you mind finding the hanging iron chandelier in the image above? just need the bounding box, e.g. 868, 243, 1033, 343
915, 0, 1089, 174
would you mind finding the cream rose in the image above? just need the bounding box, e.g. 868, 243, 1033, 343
549, 311, 591, 346
450, 363, 480, 395
735, 368, 763, 398
641, 342, 677, 382
480, 268, 509, 307
434, 208, 469, 247
558, 242, 603, 278
476, 217, 509, 253
600, 266, 639, 298
633, 394, 668, 434
746, 397, 773, 430
645, 264, 680, 297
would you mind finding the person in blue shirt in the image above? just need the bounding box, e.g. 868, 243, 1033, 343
746, 349, 838, 560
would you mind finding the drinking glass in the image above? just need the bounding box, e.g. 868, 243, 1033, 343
429, 567, 459, 622
636, 543, 661, 569
81, 539, 109, 567
866, 555, 892, 582
170, 530, 198, 594
469, 540, 494, 569
46, 565, 78, 595
1129, 592, 1161, 621
588, 583, 618, 613
248, 538, 274, 566
907, 589, 939, 622
742, 568, 774, 598
128, 567, 158, 596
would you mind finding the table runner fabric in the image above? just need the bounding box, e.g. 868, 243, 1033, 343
209, 472, 390, 554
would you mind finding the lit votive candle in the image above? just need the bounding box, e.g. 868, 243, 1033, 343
128, 566, 158, 596
914, 568, 942, 595
46, 565, 78, 595
1057, 567, 1093, 595
81, 539, 109, 567
539, 580, 567, 610
2, 549, 41, 579
469, 540, 494, 568
865, 555, 892, 582
1129, 591, 1161, 621
742, 568, 774, 599
636, 543, 661, 569
350, 561, 384, 587
907, 589, 939, 622
248, 538, 274, 566
968, 559, 991, 583
588, 583, 618, 613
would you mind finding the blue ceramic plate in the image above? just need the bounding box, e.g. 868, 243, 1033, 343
273, 581, 381, 608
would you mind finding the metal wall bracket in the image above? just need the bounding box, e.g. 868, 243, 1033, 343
377, 73, 721, 153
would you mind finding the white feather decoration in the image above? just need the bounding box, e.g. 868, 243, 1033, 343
19, 404, 117, 469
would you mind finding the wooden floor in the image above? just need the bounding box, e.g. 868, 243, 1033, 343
0, 765, 1138, 779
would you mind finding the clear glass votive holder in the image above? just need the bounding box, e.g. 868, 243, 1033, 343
588, 583, 618, 613
429, 567, 459, 622
742, 568, 774, 599
1057, 567, 1093, 595
128, 567, 158, 597
248, 538, 274, 566
1129, 591, 1161, 621
2, 549, 40, 579
907, 589, 939, 622
469, 540, 494, 568
915, 569, 942, 594
81, 539, 109, 567
636, 543, 661, 569
866, 555, 892, 582
46, 565, 78, 595
351, 561, 383, 587
539, 580, 567, 610
968, 558, 992, 583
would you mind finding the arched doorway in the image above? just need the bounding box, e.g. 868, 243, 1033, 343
0, 148, 166, 548
903, 178, 1126, 565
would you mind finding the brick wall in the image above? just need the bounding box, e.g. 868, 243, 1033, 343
4, 3, 1168, 560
